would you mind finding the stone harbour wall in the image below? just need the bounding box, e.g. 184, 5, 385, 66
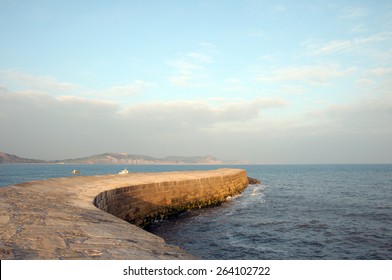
0, 168, 249, 259
94, 170, 248, 227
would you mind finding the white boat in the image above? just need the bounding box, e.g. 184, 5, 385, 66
71, 170, 80, 174
118, 169, 129, 174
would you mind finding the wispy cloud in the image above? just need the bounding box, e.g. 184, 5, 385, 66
312, 40, 353, 55
169, 75, 194, 87
0, 70, 78, 93
350, 24, 368, 34
103, 80, 153, 97
356, 32, 392, 44
256, 65, 352, 85
199, 42, 218, 52
305, 32, 392, 55
186, 52, 213, 63
221, 86, 249, 92
221, 78, 249, 92
0, 70, 153, 100
341, 6, 368, 19
168, 50, 213, 87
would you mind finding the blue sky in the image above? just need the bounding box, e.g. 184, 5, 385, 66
1, 0, 392, 163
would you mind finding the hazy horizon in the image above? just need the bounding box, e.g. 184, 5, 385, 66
1, 1, 391, 164
1, 150, 391, 165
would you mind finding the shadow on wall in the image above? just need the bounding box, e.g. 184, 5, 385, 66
93, 172, 249, 228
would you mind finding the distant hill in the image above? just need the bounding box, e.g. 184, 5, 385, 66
58, 153, 224, 164
0, 152, 47, 164
0, 151, 244, 164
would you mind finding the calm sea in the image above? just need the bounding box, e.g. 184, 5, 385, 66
1, 164, 391, 259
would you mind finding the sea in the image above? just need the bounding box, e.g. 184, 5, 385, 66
0, 163, 391, 260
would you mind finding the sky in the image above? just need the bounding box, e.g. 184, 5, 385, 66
1, 0, 392, 163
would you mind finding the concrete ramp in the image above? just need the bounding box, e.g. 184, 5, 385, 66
0, 168, 248, 259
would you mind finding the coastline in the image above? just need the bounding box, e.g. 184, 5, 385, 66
0, 168, 248, 259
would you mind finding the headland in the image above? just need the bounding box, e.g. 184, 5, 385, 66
0, 168, 249, 259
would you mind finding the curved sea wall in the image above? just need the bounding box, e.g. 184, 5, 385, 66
0, 168, 248, 259
94, 169, 248, 227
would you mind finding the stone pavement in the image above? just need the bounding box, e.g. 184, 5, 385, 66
0, 168, 248, 259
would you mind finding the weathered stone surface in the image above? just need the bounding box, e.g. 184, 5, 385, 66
247, 177, 261, 185
0, 168, 248, 259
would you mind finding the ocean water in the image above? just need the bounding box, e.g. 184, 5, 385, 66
0, 164, 223, 187
1, 164, 391, 259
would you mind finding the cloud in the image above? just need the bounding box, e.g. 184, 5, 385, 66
169, 75, 194, 87
0, 88, 119, 119
214, 97, 288, 121
240, 82, 392, 163
56, 95, 119, 112
0, 70, 152, 100
199, 42, 218, 52
221, 86, 249, 92
368, 67, 392, 76
186, 52, 213, 63
356, 32, 392, 44
221, 78, 250, 92
1, 82, 391, 163
0, 70, 78, 93
169, 60, 203, 71
168, 50, 214, 87
355, 67, 392, 89
306, 32, 392, 55
341, 6, 368, 19
256, 64, 352, 85
120, 97, 288, 128
355, 78, 375, 88
350, 24, 368, 34
103, 80, 153, 97
306, 94, 392, 135
291, 76, 392, 137
0, 88, 121, 159
169, 60, 207, 87
1, 67, 390, 163
312, 40, 353, 54
0, 86, 288, 159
